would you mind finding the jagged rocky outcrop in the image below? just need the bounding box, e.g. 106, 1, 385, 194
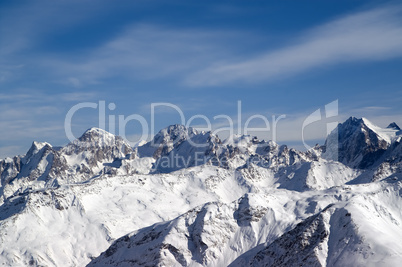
141, 127, 316, 173
152, 130, 223, 173
323, 117, 400, 169
387, 122, 401, 131
0, 128, 138, 201
138, 124, 198, 158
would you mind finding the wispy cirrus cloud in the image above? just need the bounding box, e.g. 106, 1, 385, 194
0, 89, 100, 157
39, 24, 242, 87
5, 3, 402, 89
184, 5, 402, 86
1, 1, 401, 158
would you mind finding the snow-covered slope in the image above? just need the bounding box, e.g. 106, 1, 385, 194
89, 178, 402, 267
231, 178, 402, 267
0, 117, 402, 266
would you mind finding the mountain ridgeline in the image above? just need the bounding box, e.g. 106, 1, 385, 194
1, 117, 402, 266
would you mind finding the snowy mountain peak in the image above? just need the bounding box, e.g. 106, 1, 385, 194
23, 141, 52, 164
346, 116, 360, 123
27, 141, 52, 153
157, 124, 198, 141
324, 117, 391, 168
138, 124, 199, 158
63, 127, 132, 154
78, 127, 117, 142
387, 122, 401, 130
361, 117, 399, 144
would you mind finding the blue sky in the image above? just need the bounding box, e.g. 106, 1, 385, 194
1, 0, 402, 158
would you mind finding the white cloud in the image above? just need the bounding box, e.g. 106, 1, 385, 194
184, 5, 402, 86
2, 3, 402, 89
0, 90, 100, 158
39, 24, 239, 87
6, 3, 402, 89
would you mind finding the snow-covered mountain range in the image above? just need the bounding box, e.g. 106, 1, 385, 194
1, 117, 402, 266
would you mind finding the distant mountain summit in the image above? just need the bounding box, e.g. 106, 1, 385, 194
387, 122, 401, 130
138, 124, 199, 158
0, 127, 137, 200
323, 116, 400, 169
